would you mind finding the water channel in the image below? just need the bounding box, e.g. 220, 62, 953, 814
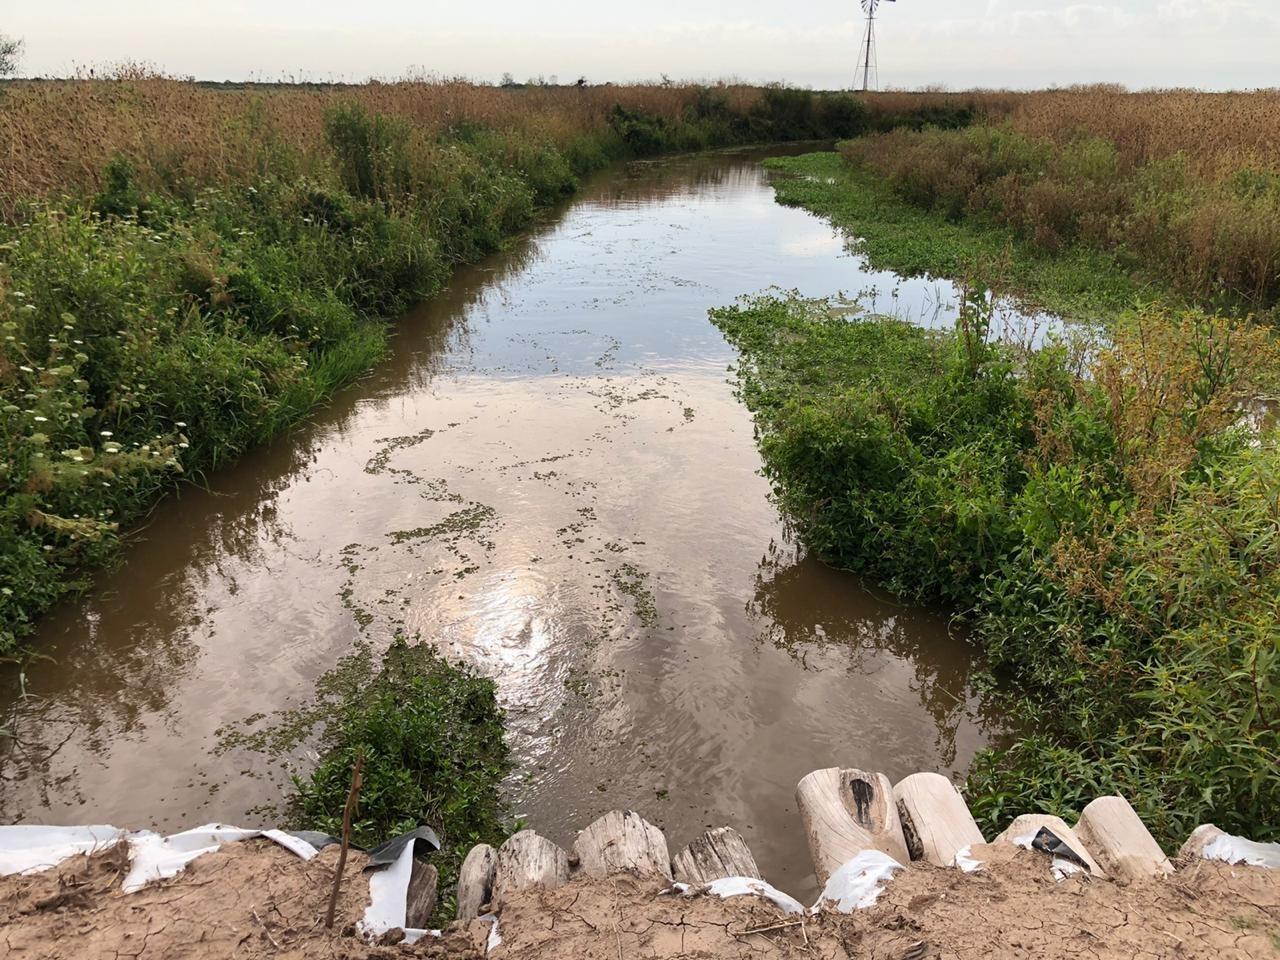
0, 146, 1015, 897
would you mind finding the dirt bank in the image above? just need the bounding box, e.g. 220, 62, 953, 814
0, 840, 371, 960
4, 840, 1277, 959
467, 843, 1279, 960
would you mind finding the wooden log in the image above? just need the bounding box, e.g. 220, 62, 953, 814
491, 830, 570, 906
1074, 796, 1172, 880
671, 827, 761, 884
573, 810, 672, 880
796, 768, 909, 884
893, 772, 985, 867
405, 859, 439, 929
994, 814, 1104, 876
455, 843, 497, 921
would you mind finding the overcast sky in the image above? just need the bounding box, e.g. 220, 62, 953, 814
5, 1, 1277, 90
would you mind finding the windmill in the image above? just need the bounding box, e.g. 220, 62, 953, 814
857, 0, 896, 92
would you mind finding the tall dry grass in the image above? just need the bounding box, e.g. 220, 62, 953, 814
1005, 88, 1280, 175
7, 80, 1274, 206
876, 87, 1280, 173
0, 79, 770, 203
842, 88, 1280, 307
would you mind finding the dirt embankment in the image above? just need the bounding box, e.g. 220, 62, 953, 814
3, 840, 1277, 959
1, 840, 372, 960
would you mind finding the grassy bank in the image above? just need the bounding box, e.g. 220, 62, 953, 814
836, 109, 1280, 314
0, 80, 984, 654
712, 291, 1278, 847
745, 89, 1280, 843
765, 152, 1151, 320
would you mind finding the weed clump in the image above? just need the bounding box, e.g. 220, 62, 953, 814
291, 636, 509, 922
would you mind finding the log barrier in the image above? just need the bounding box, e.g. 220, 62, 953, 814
452, 766, 1273, 921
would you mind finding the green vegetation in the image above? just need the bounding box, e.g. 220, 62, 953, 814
712, 291, 1279, 847
0, 34, 21, 78
765, 152, 1154, 320
291, 636, 509, 923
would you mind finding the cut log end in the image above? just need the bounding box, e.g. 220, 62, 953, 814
672, 827, 761, 885
405, 859, 438, 929
456, 842, 498, 921
893, 772, 984, 868
796, 767, 909, 884
1074, 796, 1172, 881
492, 830, 570, 907
573, 810, 672, 880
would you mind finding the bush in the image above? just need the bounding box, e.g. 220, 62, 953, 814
712, 292, 1280, 846
608, 104, 670, 157
325, 104, 413, 203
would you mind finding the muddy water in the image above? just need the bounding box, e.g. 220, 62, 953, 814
0, 147, 1010, 897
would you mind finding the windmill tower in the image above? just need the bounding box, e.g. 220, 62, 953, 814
858, 0, 896, 92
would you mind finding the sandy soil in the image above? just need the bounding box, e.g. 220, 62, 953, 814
0, 840, 372, 960
3, 840, 1277, 959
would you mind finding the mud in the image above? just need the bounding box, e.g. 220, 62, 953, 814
470, 848, 1280, 960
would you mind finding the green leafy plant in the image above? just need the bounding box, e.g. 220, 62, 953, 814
291, 636, 510, 922
713, 291, 1279, 848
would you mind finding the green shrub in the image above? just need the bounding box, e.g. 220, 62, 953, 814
713, 292, 1280, 847
292, 636, 510, 921
608, 104, 669, 156
325, 104, 413, 203
94, 155, 147, 219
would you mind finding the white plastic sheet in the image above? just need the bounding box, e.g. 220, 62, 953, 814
0, 825, 125, 876
1011, 830, 1083, 882
2, 821, 444, 945
669, 850, 902, 918
0, 822, 317, 893
704, 876, 806, 915
952, 844, 983, 873
122, 825, 318, 893
1199, 829, 1280, 870
479, 914, 503, 951
811, 850, 903, 912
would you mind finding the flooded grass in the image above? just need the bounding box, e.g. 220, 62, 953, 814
765, 152, 1154, 320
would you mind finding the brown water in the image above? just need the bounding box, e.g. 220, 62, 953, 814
0, 147, 1011, 897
